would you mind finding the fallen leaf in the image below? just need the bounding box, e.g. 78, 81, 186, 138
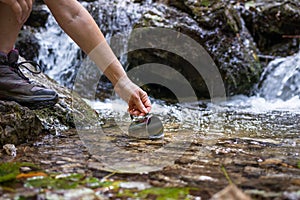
16, 172, 48, 179
210, 184, 252, 200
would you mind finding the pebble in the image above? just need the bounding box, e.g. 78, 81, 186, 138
3, 144, 17, 157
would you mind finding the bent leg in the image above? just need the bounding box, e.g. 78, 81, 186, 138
0, 2, 58, 109
0, 3, 23, 53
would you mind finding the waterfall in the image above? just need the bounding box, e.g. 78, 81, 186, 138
258, 52, 300, 100
35, 7, 80, 88
35, 1, 152, 88
222, 51, 300, 113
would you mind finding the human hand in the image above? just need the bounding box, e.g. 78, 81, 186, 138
114, 76, 152, 116
127, 87, 152, 116
0, 0, 33, 24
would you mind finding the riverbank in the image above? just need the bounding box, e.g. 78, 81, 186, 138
1, 0, 300, 199
1, 100, 300, 199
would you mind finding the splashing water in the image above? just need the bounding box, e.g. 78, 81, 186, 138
88, 50, 300, 149
221, 51, 300, 114
259, 51, 300, 100
34, 6, 80, 88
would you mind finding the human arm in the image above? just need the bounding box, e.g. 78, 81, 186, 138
44, 0, 151, 115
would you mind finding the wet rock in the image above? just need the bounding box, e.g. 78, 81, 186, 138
25, 4, 49, 28
0, 59, 98, 146
16, 30, 40, 62
283, 191, 300, 200
119, 181, 152, 190
43, 188, 102, 200
240, 0, 300, 57
0, 101, 43, 146
128, 2, 262, 100
3, 144, 17, 157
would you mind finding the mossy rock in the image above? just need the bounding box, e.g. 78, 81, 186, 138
128, 2, 261, 100
0, 59, 98, 146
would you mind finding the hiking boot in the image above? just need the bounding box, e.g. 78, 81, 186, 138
0, 49, 59, 109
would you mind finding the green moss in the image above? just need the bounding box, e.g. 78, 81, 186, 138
24, 173, 121, 190
2, 168, 200, 199
82, 177, 103, 188
25, 173, 85, 190
117, 187, 196, 200
298, 161, 300, 169
0, 162, 38, 183
200, 0, 210, 7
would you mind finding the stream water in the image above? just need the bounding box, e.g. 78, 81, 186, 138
19, 0, 300, 198
34, 0, 300, 144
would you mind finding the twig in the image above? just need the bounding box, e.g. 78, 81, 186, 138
282, 35, 300, 39
101, 171, 118, 181
221, 166, 233, 185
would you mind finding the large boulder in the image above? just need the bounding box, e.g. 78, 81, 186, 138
240, 0, 300, 57
127, 2, 262, 100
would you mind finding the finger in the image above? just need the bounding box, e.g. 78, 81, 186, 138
128, 107, 136, 114
17, 0, 30, 23
143, 98, 152, 112
128, 106, 146, 116
8, 1, 23, 23
132, 109, 143, 116
128, 107, 135, 114
128, 92, 146, 114
128, 105, 139, 115
140, 91, 152, 112
135, 95, 148, 114
24, 0, 33, 19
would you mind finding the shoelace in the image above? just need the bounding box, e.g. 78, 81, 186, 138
11, 61, 42, 82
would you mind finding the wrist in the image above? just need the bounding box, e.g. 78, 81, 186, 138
114, 75, 139, 102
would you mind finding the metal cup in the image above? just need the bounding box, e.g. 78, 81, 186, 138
128, 115, 164, 139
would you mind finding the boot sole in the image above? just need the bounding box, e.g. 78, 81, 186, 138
0, 93, 59, 110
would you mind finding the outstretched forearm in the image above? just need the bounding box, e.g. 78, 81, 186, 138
44, 0, 151, 115
44, 0, 127, 85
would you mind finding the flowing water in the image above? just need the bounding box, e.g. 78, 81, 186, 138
34, 0, 153, 88
33, 0, 299, 166
23, 0, 300, 197
34, 6, 80, 88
